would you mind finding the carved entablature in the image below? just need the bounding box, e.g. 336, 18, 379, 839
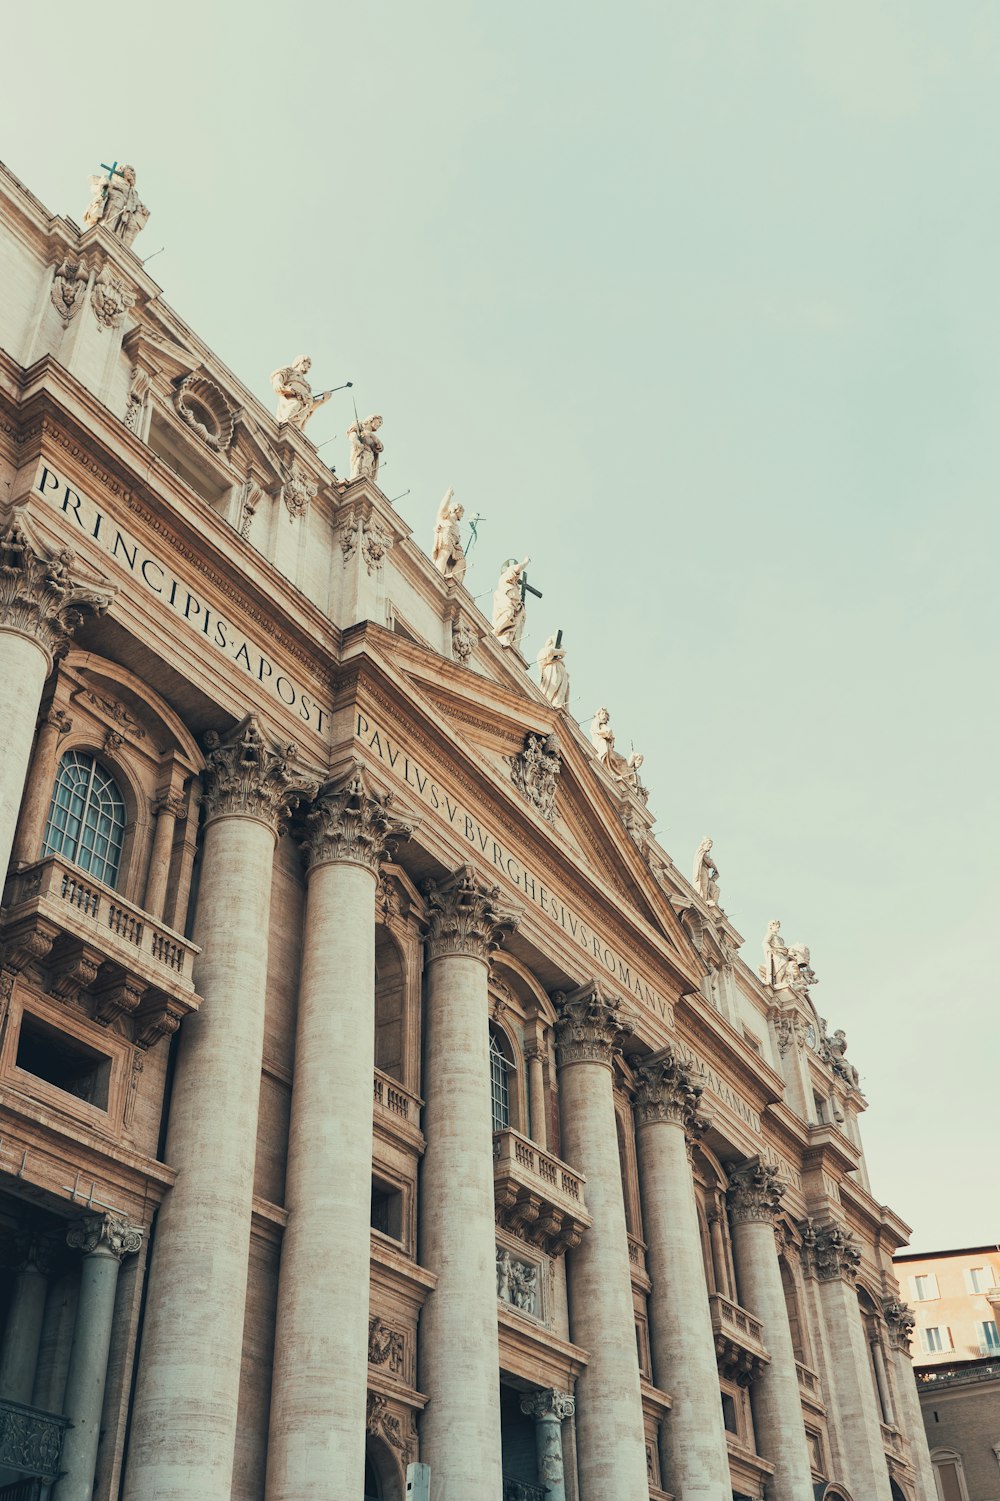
66, 1212, 143, 1261
0, 512, 114, 669
201, 714, 317, 834
174, 372, 237, 451
553, 981, 635, 1068
302, 765, 412, 874
423, 866, 520, 964
882, 1296, 916, 1351
727, 1157, 786, 1225
634, 1047, 705, 1130
801, 1219, 862, 1283
509, 732, 561, 824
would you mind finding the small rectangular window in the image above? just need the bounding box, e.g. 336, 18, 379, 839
720, 1393, 738, 1433
370, 1179, 403, 1241
913, 1274, 939, 1301
967, 1266, 989, 1294
981, 1320, 1000, 1351
15, 1012, 111, 1110
923, 1327, 944, 1352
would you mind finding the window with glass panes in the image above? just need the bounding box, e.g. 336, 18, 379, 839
489, 1031, 510, 1132
981, 1320, 999, 1351
41, 751, 126, 889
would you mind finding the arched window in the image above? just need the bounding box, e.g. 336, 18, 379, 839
41, 751, 126, 889
490, 1031, 510, 1131
931, 1450, 968, 1501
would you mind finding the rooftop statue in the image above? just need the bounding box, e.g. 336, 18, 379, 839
432, 488, 466, 584
760, 921, 817, 993
347, 414, 384, 482
692, 836, 720, 906
590, 707, 644, 792
271, 357, 332, 432
492, 557, 530, 651
83, 163, 149, 248
537, 634, 570, 709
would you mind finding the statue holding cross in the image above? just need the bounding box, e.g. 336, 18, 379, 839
492, 556, 534, 652
84, 162, 149, 248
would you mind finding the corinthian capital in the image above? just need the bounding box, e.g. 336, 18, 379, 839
303, 763, 413, 872
423, 865, 521, 962
803, 1219, 862, 1282
520, 1388, 576, 1422
0, 512, 114, 667
634, 1046, 705, 1129
554, 981, 634, 1068
67, 1212, 144, 1261
201, 714, 318, 833
727, 1157, 785, 1224
882, 1295, 916, 1351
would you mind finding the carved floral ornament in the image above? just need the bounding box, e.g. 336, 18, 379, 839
423, 865, 521, 963
302, 764, 413, 873
282, 463, 317, 522
553, 982, 635, 1068
367, 1315, 405, 1375
340, 505, 393, 572
0, 513, 114, 667
365, 1392, 411, 1456
882, 1296, 916, 1351
726, 1157, 786, 1225
800, 1218, 862, 1283
50, 257, 89, 324
90, 264, 135, 332
201, 713, 318, 834
66, 1212, 143, 1261
633, 1047, 705, 1130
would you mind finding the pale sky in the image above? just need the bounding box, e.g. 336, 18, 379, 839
5, 1, 998, 1252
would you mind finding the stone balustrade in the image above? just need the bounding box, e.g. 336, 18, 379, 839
880, 1421, 903, 1455
626, 1231, 648, 1277
709, 1291, 771, 1386
492, 1127, 591, 1256
795, 1360, 821, 1400
502, 1478, 546, 1501
0, 1397, 70, 1485
372, 1068, 421, 1126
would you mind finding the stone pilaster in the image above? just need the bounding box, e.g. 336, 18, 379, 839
883, 1298, 937, 1501
143, 791, 186, 919
53, 1214, 143, 1501
0, 514, 113, 877
555, 983, 648, 1499
418, 866, 520, 1499
634, 1050, 732, 1500
11, 706, 72, 867
520, 1389, 576, 1501
0, 1233, 56, 1403
123, 717, 315, 1501
803, 1221, 892, 1501
726, 1159, 814, 1501
266, 768, 411, 1501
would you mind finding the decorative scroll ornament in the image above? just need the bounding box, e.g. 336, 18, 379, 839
124, 366, 152, 431
0, 514, 114, 666
66, 1212, 143, 1261
365, 1392, 407, 1452
340, 509, 393, 572
553, 981, 635, 1068
773, 1011, 807, 1057
452, 619, 477, 663
239, 476, 263, 539
803, 1219, 862, 1282
201, 713, 318, 833
726, 1157, 786, 1224
50, 258, 89, 324
634, 1048, 705, 1129
882, 1296, 916, 1352
90, 264, 135, 331
509, 731, 561, 824
281, 462, 317, 522
302, 764, 413, 873
367, 1315, 405, 1374
520, 1388, 576, 1423
423, 865, 521, 963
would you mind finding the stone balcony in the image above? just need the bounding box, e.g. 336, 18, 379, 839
493, 1128, 592, 1257
0, 1397, 70, 1487
796, 1360, 823, 1403
709, 1292, 771, 1386
2, 855, 199, 1046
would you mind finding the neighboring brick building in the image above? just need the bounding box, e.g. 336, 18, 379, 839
895, 1246, 1000, 1500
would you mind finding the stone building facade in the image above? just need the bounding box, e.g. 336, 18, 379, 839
0, 158, 936, 1500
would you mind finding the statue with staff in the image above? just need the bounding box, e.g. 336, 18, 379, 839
271, 356, 346, 432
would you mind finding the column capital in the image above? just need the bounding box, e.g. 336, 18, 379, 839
520, 1388, 576, 1422
882, 1296, 915, 1352
801, 1218, 862, 1282
40, 706, 73, 735
201, 713, 318, 834
66, 1212, 144, 1262
726, 1156, 786, 1224
302, 763, 413, 873
553, 981, 634, 1068
634, 1046, 704, 1129
423, 865, 521, 962
152, 790, 186, 820
0, 512, 114, 668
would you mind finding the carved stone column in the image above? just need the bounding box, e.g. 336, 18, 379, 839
554, 983, 648, 1499
520, 1388, 575, 1501
726, 1159, 813, 1501
266, 768, 411, 1501
10, 706, 72, 867
143, 791, 186, 919
883, 1297, 937, 1501
418, 866, 520, 1498
708, 1197, 734, 1299
123, 716, 315, 1501
0, 514, 113, 877
804, 1223, 893, 1501
52, 1214, 143, 1501
634, 1050, 731, 1499
0, 1235, 53, 1403
525, 1034, 549, 1149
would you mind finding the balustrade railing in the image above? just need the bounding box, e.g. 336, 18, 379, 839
710, 1291, 766, 1348
492, 1128, 585, 1204
373, 1068, 421, 1125
0, 1397, 70, 1485
503, 1479, 545, 1501
796, 1360, 821, 1398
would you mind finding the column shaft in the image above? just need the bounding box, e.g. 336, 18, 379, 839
123, 814, 277, 1500
143, 797, 181, 919
11, 707, 70, 868
526, 1044, 548, 1150
0, 1263, 48, 1403
887, 1336, 936, 1501
0, 635, 51, 877
814, 1275, 892, 1501
636, 1078, 730, 1498
266, 859, 377, 1497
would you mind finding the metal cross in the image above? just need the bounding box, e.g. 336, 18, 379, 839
520, 570, 543, 603
467, 513, 485, 551
100, 161, 124, 182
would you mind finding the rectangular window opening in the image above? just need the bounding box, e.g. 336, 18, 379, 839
371, 1178, 403, 1242
15, 1012, 111, 1111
